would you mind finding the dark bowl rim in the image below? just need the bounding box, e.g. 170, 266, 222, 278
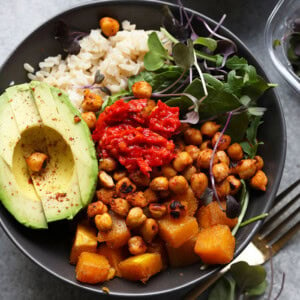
0, 0, 287, 297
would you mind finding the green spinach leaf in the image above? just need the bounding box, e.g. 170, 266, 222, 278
208, 275, 236, 300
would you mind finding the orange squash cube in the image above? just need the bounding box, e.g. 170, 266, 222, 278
97, 212, 131, 249
75, 252, 111, 284
70, 222, 98, 265
197, 201, 238, 229
158, 215, 198, 248
118, 253, 162, 283
167, 235, 200, 267
147, 239, 168, 269
194, 224, 235, 264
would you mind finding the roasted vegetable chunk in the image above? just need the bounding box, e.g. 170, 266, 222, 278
194, 225, 235, 264
70, 222, 97, 265
118, 253, 162, 283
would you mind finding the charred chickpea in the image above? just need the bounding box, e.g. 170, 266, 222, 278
168, 200, 187, 219
235, 159, 257, 179
82, 89, 103, 112
250, 170, 268, 191
110, 198, 130, 217
173, 151, 193, 172
126, 207, 147, 228
143, 188, 158, 204
184, 128, 203, 145
128, 236, 147, 255
129, 170, 150, 187
116, 177, 136, 197
132, 81, 152, 99
200, 121, 221, 137
227, 143, 244, 161
216, 179, 231, 198
96, 188, 115, 205
113, 170, 127, 182
185, 145, 200, 162
99, 157, 117, 172
226, 175, 242, 195
190, 173, 208, 198
98, 171, 115, 188
140, 218, 159, 243
196, 149, 218, 169
212, 163, 230, 183
254, 155, 264, 170
168, 175, 189, 194
126, 191, 148, 208
81, 112, 96, 130
149, 203, 167, 219
216, 150, 230, 166
95, 213, 112, 231
150, 176, 169, 192
99, 17, 120, 37
26, 152, 48, 172
161, 165, 177, 179
182, 165, 197, 182
87, 201, 108, 218
212, 132, 232, 151
200, 140, 212, 150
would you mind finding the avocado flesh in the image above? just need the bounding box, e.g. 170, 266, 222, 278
0, 82, 98, 227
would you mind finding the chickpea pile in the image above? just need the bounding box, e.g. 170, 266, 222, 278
87, 120, 268, 260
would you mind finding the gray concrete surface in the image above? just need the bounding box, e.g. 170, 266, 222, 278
0, 0, 299, 299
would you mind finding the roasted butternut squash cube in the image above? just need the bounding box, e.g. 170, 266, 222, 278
97, 212, 131, 249
167, 235, 200, 267
70, 222, 97, 264
147, 239, 168, 269
158, 215, 198, 248
75, 252, 111, 284
118, 253, 162, 283
174, 187, 198, 216
97, 245, 128, 277
197, 201, 238, 229
194, 224, 235, 264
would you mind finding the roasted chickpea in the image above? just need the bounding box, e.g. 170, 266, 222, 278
110, 198, 130, 217
190, 173, 208, 198
185, 145, 200, 162
173, 151, 193, 172
182, 165, 197, 182
212, 163, 229, 183
150, 176, 169, 191
132, 81, 152, 99
212, 132, 231, 151
200, 140, 212, 150
129, 170, 150, 187
116, 177, 136, 197
87, 201, 108, 218
250, 170, 268, 191
168, 176, 189, 194
227, 143, 243, 161
126, 191, 148, 207
98, 171, 115, 188
254, 155, 264, 170
143, 188, 158, 204
161, 165, 177, 179
95, 213, 112, 231
113, 170, 127, 182
196, 149, 218, 169
216, 179, 231, 198
82, 89, 103, 112
81, 112, 96, 130
99, 157, 117, 172
226, 175, 242, 195
128, 236, 147, 255
168, 200, 187, 219
126, 207, 147, 228
216, 150, 230, 166
184, 128, 202, 145
140, 218, 159, 243
99, 17, 120, 37
149, 203, 167, 219
235, 159, 257, 179
96, 188, 115, 205
26, 152, 48, 172
200, 121, 221, 137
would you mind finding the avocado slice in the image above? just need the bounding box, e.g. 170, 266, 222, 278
0, 82, 98, 227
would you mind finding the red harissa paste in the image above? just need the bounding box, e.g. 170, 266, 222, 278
92, 99, 181, 175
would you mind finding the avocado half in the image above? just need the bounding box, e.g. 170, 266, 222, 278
0, 81, 98, 229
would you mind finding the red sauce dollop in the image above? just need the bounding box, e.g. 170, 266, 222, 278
92, 99, 180, 175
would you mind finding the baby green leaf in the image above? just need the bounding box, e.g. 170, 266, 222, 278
273, 39, 281, 49
248, 106, 267, 116
173, 40, 195, 69
144, 51, 165, 71
208, 275, 236, 300
245, 279, 268, 296
226, 56, 248, 70
148, 32, 168, 56
194, 37, 217, 51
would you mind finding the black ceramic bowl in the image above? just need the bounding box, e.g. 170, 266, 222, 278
0, 0, 286, 297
